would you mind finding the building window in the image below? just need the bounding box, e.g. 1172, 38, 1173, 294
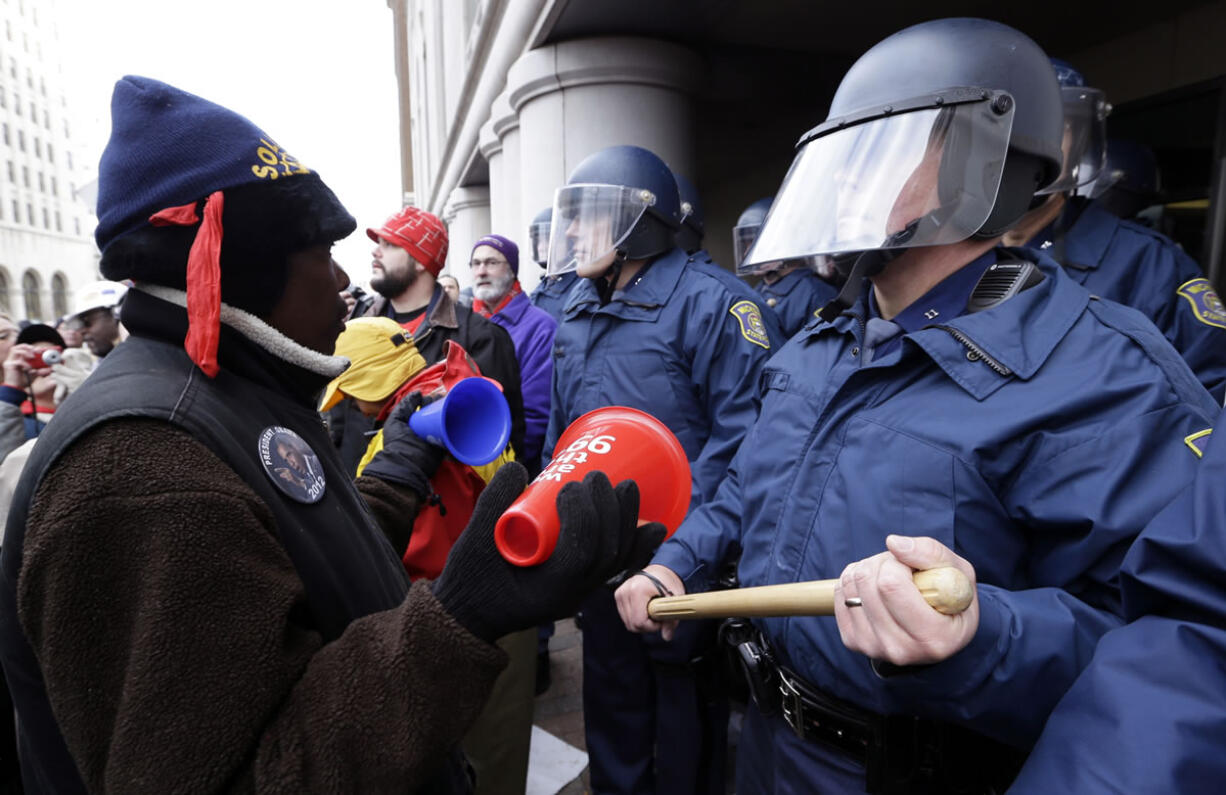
22, 270, 40, 321
0, 269, 10, 314
1, 123, 7, 145
37, 171, 42, 192
46, 143, 52, 163
21, 166, 27, 187
5, 161, 12, 183
29, 102, 35, 124
13, 94, 19, 116
73, 217, 80, 235
0, 87, 5, 108
10, 201, 17, 222
25, 203, 32, 225
41, 207, 48, 229
66, 151, 71, 169
42, 109, 48, 129
51, 273, 67, 317
54, 210, 61, 231
33, 137, 40, 158
17, 130, 24, 151
50, 175, 56, 195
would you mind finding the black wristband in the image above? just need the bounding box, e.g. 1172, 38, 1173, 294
633, 569, 674, 598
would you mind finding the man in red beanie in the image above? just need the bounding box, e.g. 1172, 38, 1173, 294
0, 75, 662, 795
331, 207, 525, 475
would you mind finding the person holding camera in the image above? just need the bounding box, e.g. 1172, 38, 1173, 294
0, 325, 70, 457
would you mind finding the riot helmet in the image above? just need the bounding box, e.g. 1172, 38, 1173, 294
1041, 58, 1111, 194
733, 197, 774, 268
1085, 139, 1160, 220
547, 145, 681, 277
528, 206, 552, 268
741, 18, 1064, 276
673, 172, 705, 254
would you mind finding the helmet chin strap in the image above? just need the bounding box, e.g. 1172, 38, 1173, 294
593, 248, 628, 306
817, 248, 897, 322
815, 205, 956, 323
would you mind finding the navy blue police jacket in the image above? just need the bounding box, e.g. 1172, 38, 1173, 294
530, 271, 580, 323
755, 266, 841, 338
1010, 404, 1226, 793
1036, 197, 1226, 401
652, 248, 1219, 749
544, 248, 783, 510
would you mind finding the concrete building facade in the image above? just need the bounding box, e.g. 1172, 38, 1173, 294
0, 0, 97, 324
388, 0, 1226, 295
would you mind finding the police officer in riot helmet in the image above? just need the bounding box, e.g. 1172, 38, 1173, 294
1003, 58, 1226, 401
547, 144, 780, 794
735, 197, 840, 337
617, 18, 1217, 794
528, 206, 578, 322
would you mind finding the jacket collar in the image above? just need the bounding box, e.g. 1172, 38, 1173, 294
1031, 196, 1113, 271
368, 284, 459, 331
1060, 198, 1118, 271
491, 291, 532, 324
423, 284, 459, 330
810, 248, 1088, 399
563, 248, 687, 319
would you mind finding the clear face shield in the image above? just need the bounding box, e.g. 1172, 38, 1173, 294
739, 97, 1015, 275
1037, 86, 1110, 195
546, 184, 656, 277
732, 222, 763, 268
529, 221, 551, 266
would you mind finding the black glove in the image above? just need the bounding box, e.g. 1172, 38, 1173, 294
432, 462, 666, 643
361, 392, 445, 498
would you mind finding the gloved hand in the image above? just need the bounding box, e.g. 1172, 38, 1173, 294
432, 462, 666, 643
51, 349, 95, 405
361, 392, 445, 498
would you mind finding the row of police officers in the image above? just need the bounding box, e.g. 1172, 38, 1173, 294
526, 16, 1226, 795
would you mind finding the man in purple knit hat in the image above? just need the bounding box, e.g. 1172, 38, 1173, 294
469, 234, 557, 475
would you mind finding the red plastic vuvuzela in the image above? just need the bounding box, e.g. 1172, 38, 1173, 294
494, 407, 691, 566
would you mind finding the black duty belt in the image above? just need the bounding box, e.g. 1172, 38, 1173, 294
777, 662, 875, 761
719, 619, 1026, 795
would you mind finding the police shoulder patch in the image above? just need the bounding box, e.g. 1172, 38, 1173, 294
1185, 428, 1213, 458
730, 300, 770, 349
1176, 278, 1226, 329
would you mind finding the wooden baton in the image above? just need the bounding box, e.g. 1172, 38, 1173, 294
645, 566, 973, 620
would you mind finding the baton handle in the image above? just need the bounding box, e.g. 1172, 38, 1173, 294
645, 566, 972, 620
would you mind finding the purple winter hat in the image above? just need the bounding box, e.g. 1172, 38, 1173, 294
471, 234, 520, 276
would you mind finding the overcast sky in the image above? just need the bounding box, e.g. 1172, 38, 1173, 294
55, 0, 401, 285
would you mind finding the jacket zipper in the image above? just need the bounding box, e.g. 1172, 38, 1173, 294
934, 324, 1012, 377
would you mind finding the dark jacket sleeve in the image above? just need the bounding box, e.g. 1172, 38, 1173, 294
356, 473, 424, 559
17, 418, 505, 794
462, 311, 527, 462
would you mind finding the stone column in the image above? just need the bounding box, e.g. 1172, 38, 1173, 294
505, 37, 704, 292
441, 185, 491, 289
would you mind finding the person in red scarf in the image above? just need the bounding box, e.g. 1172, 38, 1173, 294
469, 234, 557, 475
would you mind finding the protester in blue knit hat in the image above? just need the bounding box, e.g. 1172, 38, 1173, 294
0, 76, 662, 793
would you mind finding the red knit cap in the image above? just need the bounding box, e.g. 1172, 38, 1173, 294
366, 207, 449, 277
